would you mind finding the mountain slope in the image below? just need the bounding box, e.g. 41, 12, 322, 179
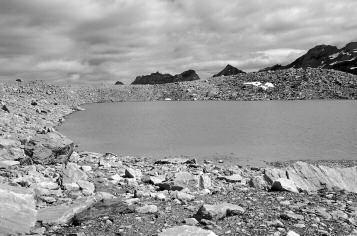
262, 42, 357, 75
213, 64, 245, 77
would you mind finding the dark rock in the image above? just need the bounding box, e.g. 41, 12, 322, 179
24, 131, 74, 165
1, 104, 10, 113
73, 198, 134, 225
114, 81, 124, 85
213, 64, 245, 77
131, 70, 200, 85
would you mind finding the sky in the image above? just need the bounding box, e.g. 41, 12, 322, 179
0, 0, 357, 84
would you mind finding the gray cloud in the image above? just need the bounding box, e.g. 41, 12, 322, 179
0, 0, 356, 84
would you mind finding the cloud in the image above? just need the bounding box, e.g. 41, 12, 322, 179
0, 0, 356, 84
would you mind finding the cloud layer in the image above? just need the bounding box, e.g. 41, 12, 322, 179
0, 0, 357, 84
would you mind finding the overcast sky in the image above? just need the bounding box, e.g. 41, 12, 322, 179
0, 0, 356, 84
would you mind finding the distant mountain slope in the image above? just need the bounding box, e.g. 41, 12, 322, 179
131, 69, 200, 85
213, 64, 245, 77
261, 42, 357, 75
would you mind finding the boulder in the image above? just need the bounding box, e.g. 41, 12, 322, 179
0, 184, 37, 235
271, 178, 299, 193
0, 137, 25, 160
24, 131, 74, 165
159, 225, 217, 236
157, 171, 198, 191
195, 203, 245, 221
264, 162, 357, 193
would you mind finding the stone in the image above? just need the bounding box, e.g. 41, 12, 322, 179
125, 167, 142, 179
142, 175, 166, 185
77, 180, 95, 196
248, 176, 269, 189
218, 174, 243, 183
73, 198, 134, 225
280, 211, 304, 221
0, 184, 37, 235
199, 174, 212, 189
271, 178, 299, 193
136, 204, 158, 214
62, 162, 88, 185
184, 218, 199, 226
159, 225, 217, 236
24, 131, 74, 165
63, 183, 80, 191
0, 137, 25, 160
0, 160, 20, 168
81, 165, 92, 172
171, 191, 195, 201
37, 195, 100, 225
195, 203, 245, 221
287, 230, 300, 236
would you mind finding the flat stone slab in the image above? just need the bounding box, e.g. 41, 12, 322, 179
37, 195, 100, 225
0, 184, 37, 235
159, 225, 217, 236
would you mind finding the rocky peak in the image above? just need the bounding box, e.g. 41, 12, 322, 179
213, 64, 245, 77
342, 42, 357, 51
114, 81, 124, 85
131, 70, 200, 85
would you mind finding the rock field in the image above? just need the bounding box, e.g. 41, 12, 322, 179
0, 69, 357, 235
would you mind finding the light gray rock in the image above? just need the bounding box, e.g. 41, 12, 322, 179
195, 203, 245, 220
0, 184, 37, 235
136, 204, 158, 214
171, 191, 195, 201
287, 230, 300, 236
159, 225, 217, 236
62, 162, 88, 185
77, 180, 95, 196
265, 162, 357, 193
271, 178, 299, 193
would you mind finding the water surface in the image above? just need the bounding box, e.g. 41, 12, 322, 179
59, 100, 357, 161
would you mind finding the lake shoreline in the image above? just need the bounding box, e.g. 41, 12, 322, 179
1, 70, 357, 235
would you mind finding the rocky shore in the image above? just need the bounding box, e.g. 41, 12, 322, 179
1, 68, 357, 236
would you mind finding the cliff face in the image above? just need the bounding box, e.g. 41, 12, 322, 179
213, 64, 245, 77
262, 42, 357, 75
131, 70, 200, 85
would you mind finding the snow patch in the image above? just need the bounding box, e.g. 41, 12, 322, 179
329, 53, 340, 59
243, 82, 275, 90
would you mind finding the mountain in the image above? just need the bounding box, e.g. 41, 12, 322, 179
131, 69, 200, 85
114, 81, 124, 85
261, 42, 357, 75
213, 64, 245, 77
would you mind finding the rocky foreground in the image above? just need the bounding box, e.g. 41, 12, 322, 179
0, 69, 357, 236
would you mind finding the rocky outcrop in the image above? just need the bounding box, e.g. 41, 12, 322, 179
0, 184, 37, 235
264, 161, 357, 193
131, 69, 200, 85
213, 64, 245, 77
